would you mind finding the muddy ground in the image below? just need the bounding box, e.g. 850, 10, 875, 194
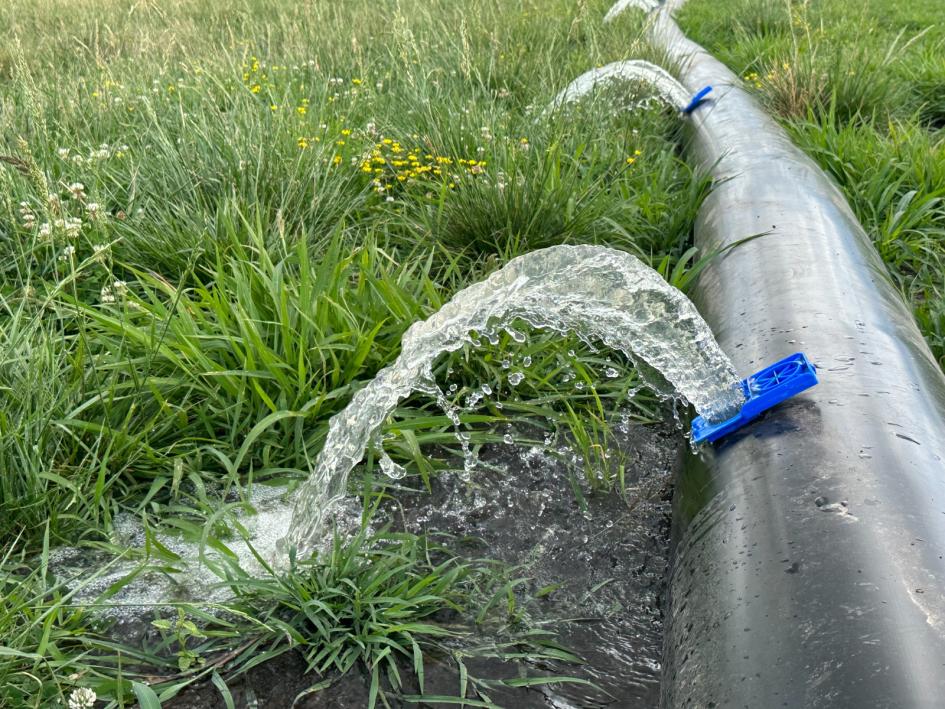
168, 422, 681, 708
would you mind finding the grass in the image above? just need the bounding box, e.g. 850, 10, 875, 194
0, 0, 708, 704
679, 0, 945, 366
0, 508, 584, 708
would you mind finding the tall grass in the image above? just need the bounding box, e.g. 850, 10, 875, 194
680, 0, 945, 367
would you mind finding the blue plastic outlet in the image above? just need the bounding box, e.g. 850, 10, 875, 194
682, 86, 713, 114
691, 352, 819, 444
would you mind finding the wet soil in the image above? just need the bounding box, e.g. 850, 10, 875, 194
168, 422, 681, 708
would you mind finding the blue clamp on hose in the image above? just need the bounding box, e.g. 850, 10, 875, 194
682, 85, 713, 115
691, 352, 819, 444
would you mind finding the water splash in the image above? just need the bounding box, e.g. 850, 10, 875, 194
604, 0, 660, 24
547, 60, 690, 113
283, 244, 744, 557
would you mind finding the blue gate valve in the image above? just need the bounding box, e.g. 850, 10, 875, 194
691, 352, 819, 444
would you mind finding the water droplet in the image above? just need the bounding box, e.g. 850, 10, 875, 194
501, 359, 511, 369
522, 355, 532, 367
605, 367, 619, 378
379, 452, 406, 480
508, 371, 524, 386
503, 433, 514, 444
481, 384, 493, 396
575, 381, 585, 390
505, 327, 526, 343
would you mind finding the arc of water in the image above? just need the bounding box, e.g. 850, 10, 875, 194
282, 244, 746, 558
604, 0, 661, 24
546, 60, 691, 114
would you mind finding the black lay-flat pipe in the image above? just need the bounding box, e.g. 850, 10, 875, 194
646, 3, 945, 707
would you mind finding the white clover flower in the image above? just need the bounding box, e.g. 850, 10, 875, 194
92, 243, 109, 261
100, 285, 116, 303
19, 202, 36, 226
38, 222, 52, 238
112, 279, 128, 296
67, 687, 97, 709
67, 182, 86, 199
57, 147, 71, 159
59, 245, 76, 261
64, 217, 83, 236
48, 194, 62, 208
85, 202, 101, 216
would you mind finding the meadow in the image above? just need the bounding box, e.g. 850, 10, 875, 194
1, 0, 943, 706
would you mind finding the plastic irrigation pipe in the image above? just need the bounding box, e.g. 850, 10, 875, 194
645, 2, 945, 707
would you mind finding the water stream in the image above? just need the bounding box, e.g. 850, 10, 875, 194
53, 244, 745, 632
547, 60, 691, 113
604, 0, 661, 24
283, 244, 744, 557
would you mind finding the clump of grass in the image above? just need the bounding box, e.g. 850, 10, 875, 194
220, 521, 585, 707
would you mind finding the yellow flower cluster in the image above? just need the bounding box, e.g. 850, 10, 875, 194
357, 138, 487, 195
242, 56, 273, 94
743, 66, 782, 90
